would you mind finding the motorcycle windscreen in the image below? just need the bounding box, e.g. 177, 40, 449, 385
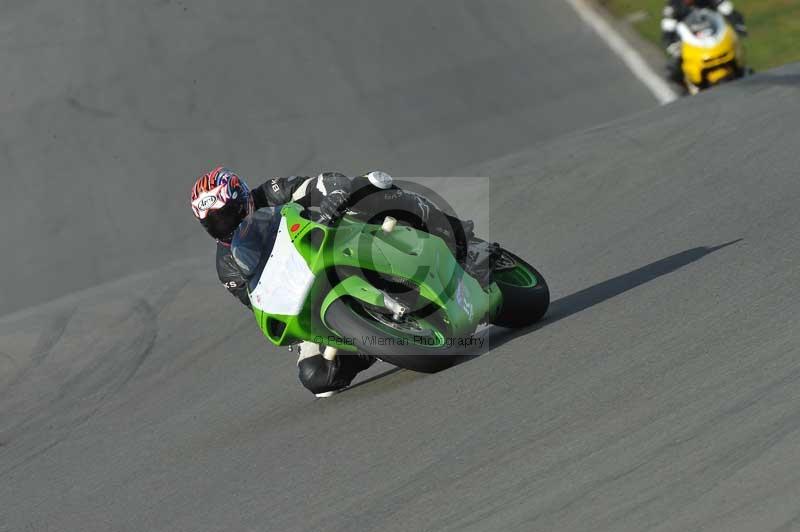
231, 207, 281, 281
677, 9, 726, 47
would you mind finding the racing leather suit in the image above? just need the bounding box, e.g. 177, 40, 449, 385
215, 172, 473, 396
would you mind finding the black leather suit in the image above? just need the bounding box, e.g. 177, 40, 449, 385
214, 172, 471, 396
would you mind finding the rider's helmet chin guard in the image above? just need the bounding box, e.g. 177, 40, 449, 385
191, 167, 253, 242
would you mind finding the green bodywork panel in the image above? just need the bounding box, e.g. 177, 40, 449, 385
251, 203, 502, 349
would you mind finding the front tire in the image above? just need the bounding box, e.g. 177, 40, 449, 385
490, 250, 549, 328
323, 299, 467, 373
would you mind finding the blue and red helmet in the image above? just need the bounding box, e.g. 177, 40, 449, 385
191, 167, 251, 241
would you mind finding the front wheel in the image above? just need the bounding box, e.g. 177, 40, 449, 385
490, 250, 549, 328
323, 299, 468, 373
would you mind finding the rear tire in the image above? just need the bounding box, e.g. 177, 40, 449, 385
323, 299, 466, 373
491, 250, 549, 328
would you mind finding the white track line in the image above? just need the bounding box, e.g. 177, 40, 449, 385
566, 0, 678, 105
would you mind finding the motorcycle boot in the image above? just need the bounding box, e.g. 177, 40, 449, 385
296, 342, 376, 397
463, 239, 502, 289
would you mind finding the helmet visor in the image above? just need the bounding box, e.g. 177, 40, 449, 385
201, 199, 247, 240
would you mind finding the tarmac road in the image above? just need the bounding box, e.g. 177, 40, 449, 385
7, 3, 800, 532
0, 0, 654, 316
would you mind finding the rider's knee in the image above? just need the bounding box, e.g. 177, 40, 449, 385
296, 343, 375, 395
297, 354, 336, 394
296, 342, 333, 394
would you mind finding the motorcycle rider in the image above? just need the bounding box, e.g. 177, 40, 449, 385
661, 0, 747, 82
190, 167, 476, 397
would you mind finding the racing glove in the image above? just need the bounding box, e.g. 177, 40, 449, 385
728, 12, 747, 36
320, 189, 351, 222
666, 41, 681, 59
317, 172, 352, 222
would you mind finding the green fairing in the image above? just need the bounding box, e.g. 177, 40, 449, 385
250, 203, 502, 349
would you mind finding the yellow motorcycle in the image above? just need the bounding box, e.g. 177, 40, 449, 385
677, 8, 747, 94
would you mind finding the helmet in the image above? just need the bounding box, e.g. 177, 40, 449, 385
191, 167, 251, 241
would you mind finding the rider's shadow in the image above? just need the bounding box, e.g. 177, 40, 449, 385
482, 239, 742, 351
345, 239, 742, 391
345, 366, 405, 393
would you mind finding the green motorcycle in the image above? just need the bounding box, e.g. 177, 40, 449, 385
232, 202, 549, 373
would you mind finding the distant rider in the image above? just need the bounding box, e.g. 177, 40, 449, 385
661, 0, 747, 82
190, 167, 475, 397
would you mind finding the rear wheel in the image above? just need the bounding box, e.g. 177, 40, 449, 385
491, 250, 549, 328
323, 299, 466, 373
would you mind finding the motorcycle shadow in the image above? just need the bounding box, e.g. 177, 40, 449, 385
341, 240, 741, 390
479, 239, 742, 357
345, 366, 405, 393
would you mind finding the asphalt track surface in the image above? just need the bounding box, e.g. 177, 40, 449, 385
0, 0, 654, 316
4, 2, 800, 532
